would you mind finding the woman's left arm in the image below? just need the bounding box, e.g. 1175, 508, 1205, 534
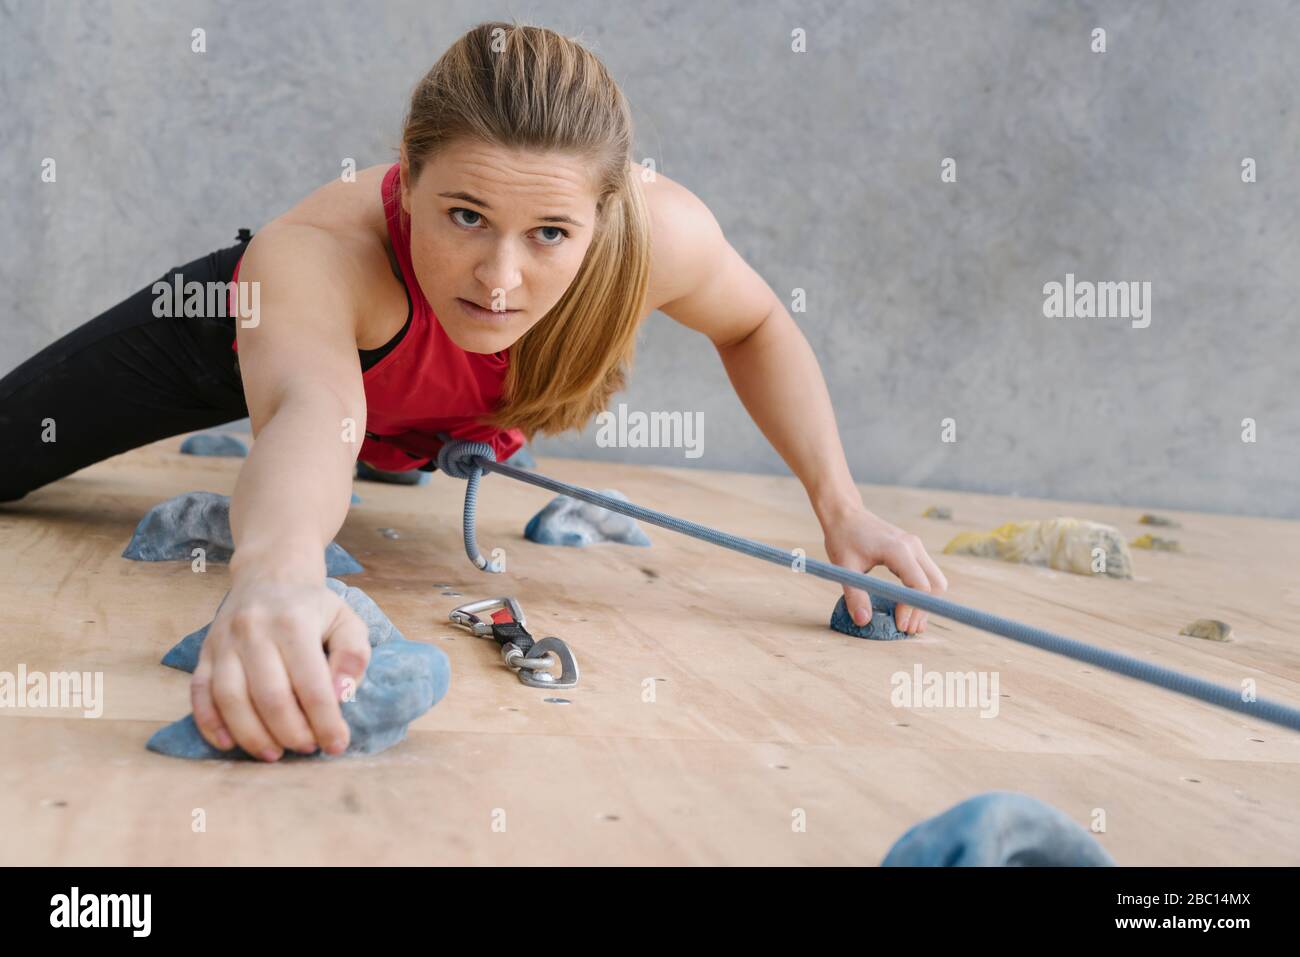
647, 175, 948, 634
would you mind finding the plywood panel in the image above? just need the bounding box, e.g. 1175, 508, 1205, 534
0, 435, 1296, 864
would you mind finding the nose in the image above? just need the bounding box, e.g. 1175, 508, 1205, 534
473, 242, 522, 304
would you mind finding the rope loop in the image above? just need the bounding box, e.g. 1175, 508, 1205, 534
437, 438, 495, 480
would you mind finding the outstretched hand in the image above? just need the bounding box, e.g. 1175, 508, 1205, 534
190, 578, 372, 761
822, 506, 948, 634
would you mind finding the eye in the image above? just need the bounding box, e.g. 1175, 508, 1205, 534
450, 207, 483, 228
534, 225, 569, 246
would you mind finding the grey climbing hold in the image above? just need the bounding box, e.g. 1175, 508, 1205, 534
523, 489, 651, 547
829, 595, 908, 641
180, 434, 248, 457
355, 461, 431, 485
147, 577, 450, 759
121, 491, 363, 576
881, 791, 1115, 866
161, 577, 406, 673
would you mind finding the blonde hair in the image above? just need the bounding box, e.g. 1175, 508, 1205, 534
400, 20, 651, 442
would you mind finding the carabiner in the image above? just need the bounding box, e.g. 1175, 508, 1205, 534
449, 596, 526, 636
448, 596, 580, 689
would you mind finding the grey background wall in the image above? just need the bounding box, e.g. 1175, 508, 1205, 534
2, 0, 1296, 518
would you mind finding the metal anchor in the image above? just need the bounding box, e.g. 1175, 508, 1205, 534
449, 597, 579, 690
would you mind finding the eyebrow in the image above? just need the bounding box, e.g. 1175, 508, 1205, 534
437, 190, 585, 228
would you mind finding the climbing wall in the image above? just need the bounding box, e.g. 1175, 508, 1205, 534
1, 433, 1297, 864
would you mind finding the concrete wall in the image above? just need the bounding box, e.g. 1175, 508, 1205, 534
3, 0, 1296, 518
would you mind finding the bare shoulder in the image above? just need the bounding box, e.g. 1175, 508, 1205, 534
242, 164, 405, 343
636, 164, 724, 314
277, 163, 392, 235
634, 163, 780, 347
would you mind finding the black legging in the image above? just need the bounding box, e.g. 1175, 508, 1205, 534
0, 228, 432, 503
0, 235, 256, 502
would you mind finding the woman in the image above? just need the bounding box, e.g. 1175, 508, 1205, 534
0, 21, 947, 760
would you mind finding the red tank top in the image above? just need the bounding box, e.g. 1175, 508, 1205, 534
229, 163, 525, 471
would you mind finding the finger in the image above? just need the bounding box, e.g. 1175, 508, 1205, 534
282, 609, 362, 756
842, 583, 874, 626
191, 642, 234, 751
884, 539, 932, 633
239, 631, 319, 754
916, 547, 949, 595
325, 603, 371, 700
212, 653, 282, 762
911, 544, 945, 634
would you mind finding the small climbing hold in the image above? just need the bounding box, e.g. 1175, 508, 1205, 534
1130, 533, 1180, 552
1138, 513, 1179, 528
378, 527, 400, 540
1179, 619, 1233, 643
524, 489, 652, 547
121, 490, 363, 576
179, 433, 248, 457
922, 506, 952, 520
881, 791, 1115, 866
505, 445, 536, 468
829, 595, 908, 641
148, 577, 449, 759
355, 461, 431, 486
943, 517, 1133, 579
350, 492, 362, 505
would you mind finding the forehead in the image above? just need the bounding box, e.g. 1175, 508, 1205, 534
422, 139, 599, 211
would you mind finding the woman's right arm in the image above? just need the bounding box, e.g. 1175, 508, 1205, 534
190, 222, 374, 761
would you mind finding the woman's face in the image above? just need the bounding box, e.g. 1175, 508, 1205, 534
400, 138, 601, 354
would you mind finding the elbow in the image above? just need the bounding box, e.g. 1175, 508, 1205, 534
716, 304, 778, 352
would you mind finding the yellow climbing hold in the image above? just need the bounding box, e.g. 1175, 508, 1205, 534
922, 506, 952, 520
1179, 619, 1233, 642
1138, 513, 1179, 527
943, 517, 1134, 579
1130, 533, 1180, 552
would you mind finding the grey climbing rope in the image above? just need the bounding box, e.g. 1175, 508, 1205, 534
434, 435, 1300, 733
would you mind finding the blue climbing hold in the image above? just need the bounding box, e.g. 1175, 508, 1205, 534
829, 594, 908, 641
504, 445, 535, 468
350, 492, 362, 504
121, 490, 363, 576
180, 433, 248, 457
147, 640, 449, 759
524, 490, 651, 547
147, 577, 450, 759
881, 791, 1115, 866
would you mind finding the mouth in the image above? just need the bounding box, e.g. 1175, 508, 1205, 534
457, 297, 520, 322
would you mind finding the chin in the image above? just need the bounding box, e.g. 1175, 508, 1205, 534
438, 309, 518, 355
